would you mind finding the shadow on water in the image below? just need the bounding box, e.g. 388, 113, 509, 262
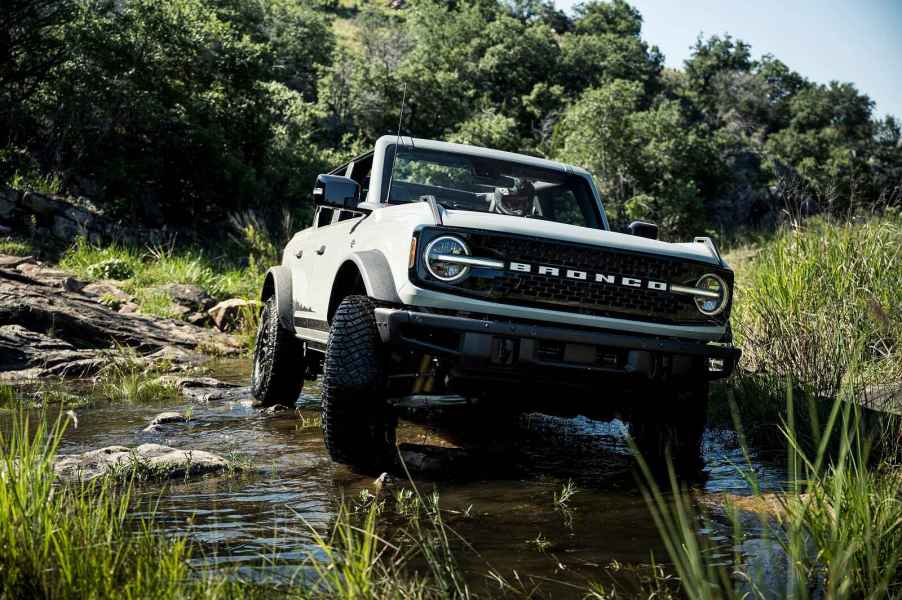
20, 361, 788, 595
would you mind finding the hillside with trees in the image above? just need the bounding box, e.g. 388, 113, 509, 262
2, 0, 900, 238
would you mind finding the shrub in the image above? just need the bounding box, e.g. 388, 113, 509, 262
86, 258, 135, 280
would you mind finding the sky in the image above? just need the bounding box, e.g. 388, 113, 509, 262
553, 0, 902, 119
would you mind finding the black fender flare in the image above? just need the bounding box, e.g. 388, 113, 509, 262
328, 250, 402, 321
348, 250, 402, 305
261, 266, 294, 332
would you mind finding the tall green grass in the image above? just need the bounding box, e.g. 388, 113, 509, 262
60, 237, 262, 309
641, 215, 902, 599
0, 236, 34, 256
59, 232, 269, 349
0, 412, 203, 599
0, 408, 479, 599
732, 216, 901, 399
637, 388, 902, 599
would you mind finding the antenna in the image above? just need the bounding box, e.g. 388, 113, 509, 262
384, 82, 407, 204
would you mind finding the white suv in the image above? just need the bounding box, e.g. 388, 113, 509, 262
251, 136, 739, 471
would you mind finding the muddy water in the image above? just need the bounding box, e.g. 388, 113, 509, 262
44, 361, 785, 596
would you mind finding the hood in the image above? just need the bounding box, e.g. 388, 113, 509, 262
440, 208, 721, 266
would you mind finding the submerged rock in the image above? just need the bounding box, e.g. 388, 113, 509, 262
259, 403, 291, 416
157, 375, 252, 403
54, 444, 230, 481
182, 384, 252, 404
143, 411, 189, 432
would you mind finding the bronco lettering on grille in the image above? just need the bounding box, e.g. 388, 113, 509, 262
509, 262, 669, 292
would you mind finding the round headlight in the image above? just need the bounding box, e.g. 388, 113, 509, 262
424, 236, 470, 282
694, 273, 729, 316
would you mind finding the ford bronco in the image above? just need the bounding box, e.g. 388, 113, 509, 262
251, 136, 739, 470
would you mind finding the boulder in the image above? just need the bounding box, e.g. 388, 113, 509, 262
54, 444, 230, 481
81, 280, 132, 304
154, 283, 215, 312
155, 375, 250, 404
208, 298, 260, 331
118, 302, 140, 314
187, 311, 210, 326
16, 262, 75, 288
158, 375, 237, 389
182, 384, 251, 404
0, 324, 106, 379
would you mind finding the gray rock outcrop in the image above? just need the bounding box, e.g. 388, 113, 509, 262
54, 444, 231, 481
0, 255, 240, 379
0, 185, 164, 247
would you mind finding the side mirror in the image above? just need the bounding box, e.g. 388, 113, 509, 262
627, 220, 659, 240
312, 174, 360, 210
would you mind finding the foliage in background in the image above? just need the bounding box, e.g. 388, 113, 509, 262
1, 0, 899, 239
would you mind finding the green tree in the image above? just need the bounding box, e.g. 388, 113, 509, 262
448, 109, 521, 151
555, 79, 712, 237
559, 0, 662, 97
765, 81, 875, 209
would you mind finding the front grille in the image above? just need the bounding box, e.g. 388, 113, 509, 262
414, 228, 732, 326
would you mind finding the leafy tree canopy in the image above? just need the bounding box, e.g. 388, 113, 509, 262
1, 0, 897, 239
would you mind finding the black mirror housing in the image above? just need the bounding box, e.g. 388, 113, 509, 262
627, 220, 659, 240
312, 174, 361, 210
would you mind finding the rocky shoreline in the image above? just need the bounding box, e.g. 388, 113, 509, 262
0, 253, 242, 380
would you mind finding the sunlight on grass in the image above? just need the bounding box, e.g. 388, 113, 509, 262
0, 236, 34, 256
731, 216, 902, 399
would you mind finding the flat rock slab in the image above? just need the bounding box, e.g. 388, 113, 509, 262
0, 254, 241, 379
143, 411, 189, 432
157, 376, 254, 403
54, 444, 230, 481
182, 385, 253, 404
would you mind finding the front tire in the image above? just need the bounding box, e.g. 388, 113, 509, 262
251, 295, 304, 407
321, 295, 396, 469
628, 382, 708, 477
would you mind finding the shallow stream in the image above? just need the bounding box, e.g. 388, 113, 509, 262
15, 360, 788, 596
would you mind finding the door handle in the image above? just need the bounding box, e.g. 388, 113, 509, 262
315, 245, 326, 255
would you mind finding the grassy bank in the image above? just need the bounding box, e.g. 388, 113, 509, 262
640, 388, 902, 599
644, 216, 902, 598
730, 215, 901, 400
59, 238, 262, 317
0, 413, 221, 599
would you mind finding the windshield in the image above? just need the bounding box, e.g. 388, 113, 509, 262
382, 147, 603, 229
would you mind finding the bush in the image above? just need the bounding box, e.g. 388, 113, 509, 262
86, 258, 135, 280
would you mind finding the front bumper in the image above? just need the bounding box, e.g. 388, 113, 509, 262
374, 308, 740, 382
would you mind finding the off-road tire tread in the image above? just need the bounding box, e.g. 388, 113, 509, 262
251, 296, 304, 407
321, 295, 395, 467
629, 382, 708, 476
